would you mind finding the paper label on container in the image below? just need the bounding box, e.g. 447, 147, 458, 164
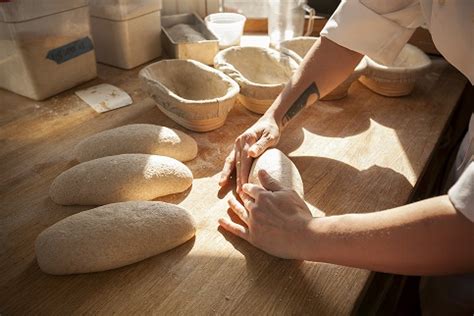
75, 84, 133, 113
46, 37, 94, 64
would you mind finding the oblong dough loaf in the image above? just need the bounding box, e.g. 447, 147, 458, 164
35, 201, 196, 275
50, 154, 193, 205
248, 148, 304, 198
74, 124, 198, 163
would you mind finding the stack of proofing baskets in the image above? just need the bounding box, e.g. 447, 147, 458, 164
89, 0, 162, 69
0, 0, 97, 100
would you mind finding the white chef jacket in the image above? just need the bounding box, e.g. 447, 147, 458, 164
448, 117, 474, 222
320, 0, 474, 85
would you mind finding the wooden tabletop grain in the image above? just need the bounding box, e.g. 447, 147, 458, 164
0, 58, 467, 315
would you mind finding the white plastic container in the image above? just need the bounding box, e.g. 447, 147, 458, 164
89, 0, 162, 69
0, 0, 97, 100
205, 13, 246, 48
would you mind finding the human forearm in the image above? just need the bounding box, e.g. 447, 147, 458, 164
219, 38, 362, 187
265, 37, 363, 128
304, 196, 474, 275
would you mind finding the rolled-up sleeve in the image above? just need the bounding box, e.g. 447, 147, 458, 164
449, 162, 474, 222
320, 0, 423, 64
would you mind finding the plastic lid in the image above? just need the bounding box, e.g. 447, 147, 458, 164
89, 0, 162, 21
0, 0, 88, 23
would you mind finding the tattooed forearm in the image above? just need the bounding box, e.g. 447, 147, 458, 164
282, 82, 320, 127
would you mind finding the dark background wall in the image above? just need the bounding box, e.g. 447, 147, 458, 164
308, 0, 340, 17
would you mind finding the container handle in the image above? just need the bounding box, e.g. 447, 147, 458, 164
302, 4, 316, 36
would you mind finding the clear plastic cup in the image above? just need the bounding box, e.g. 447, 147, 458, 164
205, 13, 246, 48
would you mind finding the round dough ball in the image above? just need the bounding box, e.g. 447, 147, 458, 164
35, 201, 196, 275
248, 148, 304, 198
50, 154, 193, 205
74, 124, 198, 163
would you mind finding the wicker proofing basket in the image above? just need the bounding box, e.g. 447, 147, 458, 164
139, 59, 240, 132
359, 44, 432, 97
279, 36, 369, 101
214, 46, 299, 114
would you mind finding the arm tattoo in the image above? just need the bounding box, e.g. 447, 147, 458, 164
282, 82, 320, 126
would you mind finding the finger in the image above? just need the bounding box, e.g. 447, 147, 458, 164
218, 217, 249, 240
239, 192, 256, 211
235, 141, 242, 193
227, 196, 249, 224
242, 183, 266, 200
248, 140, 268, 158
239, 137, 256, 189
248, 134, 275, 158
219, 148, 236, 186
258, 169, 284, 191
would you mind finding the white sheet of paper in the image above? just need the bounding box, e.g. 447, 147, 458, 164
75, 83, 133, 113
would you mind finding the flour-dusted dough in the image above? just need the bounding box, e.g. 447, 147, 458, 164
74, 124, 198, 163
248, 148, 304, 198
35, 201, 196, 275
167, 23, 207, 43
50, 154, 193, 205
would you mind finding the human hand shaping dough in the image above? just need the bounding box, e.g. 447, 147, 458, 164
219, 116, 281, 192
219, 169, 314, 259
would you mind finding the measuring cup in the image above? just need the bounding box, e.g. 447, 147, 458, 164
268, 0, 316, 48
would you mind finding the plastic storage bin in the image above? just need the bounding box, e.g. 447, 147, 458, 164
0, 0, 97, 101
89, 0, 162, 69
161, 0, 220, 18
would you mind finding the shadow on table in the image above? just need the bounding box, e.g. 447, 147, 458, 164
291, 156, 413, 215
301, 95, 372, 139
0, 237, 196, 314
299, 64, 464, 184
218, 225, 341, 314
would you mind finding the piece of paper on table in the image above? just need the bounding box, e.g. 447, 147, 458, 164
75, 83, 133, 113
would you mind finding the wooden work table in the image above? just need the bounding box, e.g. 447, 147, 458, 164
0, 56, 467, 314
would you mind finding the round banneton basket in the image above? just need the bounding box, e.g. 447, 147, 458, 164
359, 44, 432, 97
214, 46, 299, 114
279, 36, 368, 101
139, 59, 240, 132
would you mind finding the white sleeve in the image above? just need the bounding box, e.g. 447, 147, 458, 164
320, 0, 424, 65
448, 162, 474, 222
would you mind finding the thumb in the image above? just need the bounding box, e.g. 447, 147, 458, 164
258, 169, 284, 191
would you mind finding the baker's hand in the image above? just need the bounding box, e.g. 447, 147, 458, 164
219, 116, 281, 192
218, 169, 313, 260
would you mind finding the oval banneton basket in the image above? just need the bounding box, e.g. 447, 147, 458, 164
139, 59, 240, 132
359, 44, 432, 97
214, 46, 299, 114
279, 36, 317, 60
279, 36, 368, 101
